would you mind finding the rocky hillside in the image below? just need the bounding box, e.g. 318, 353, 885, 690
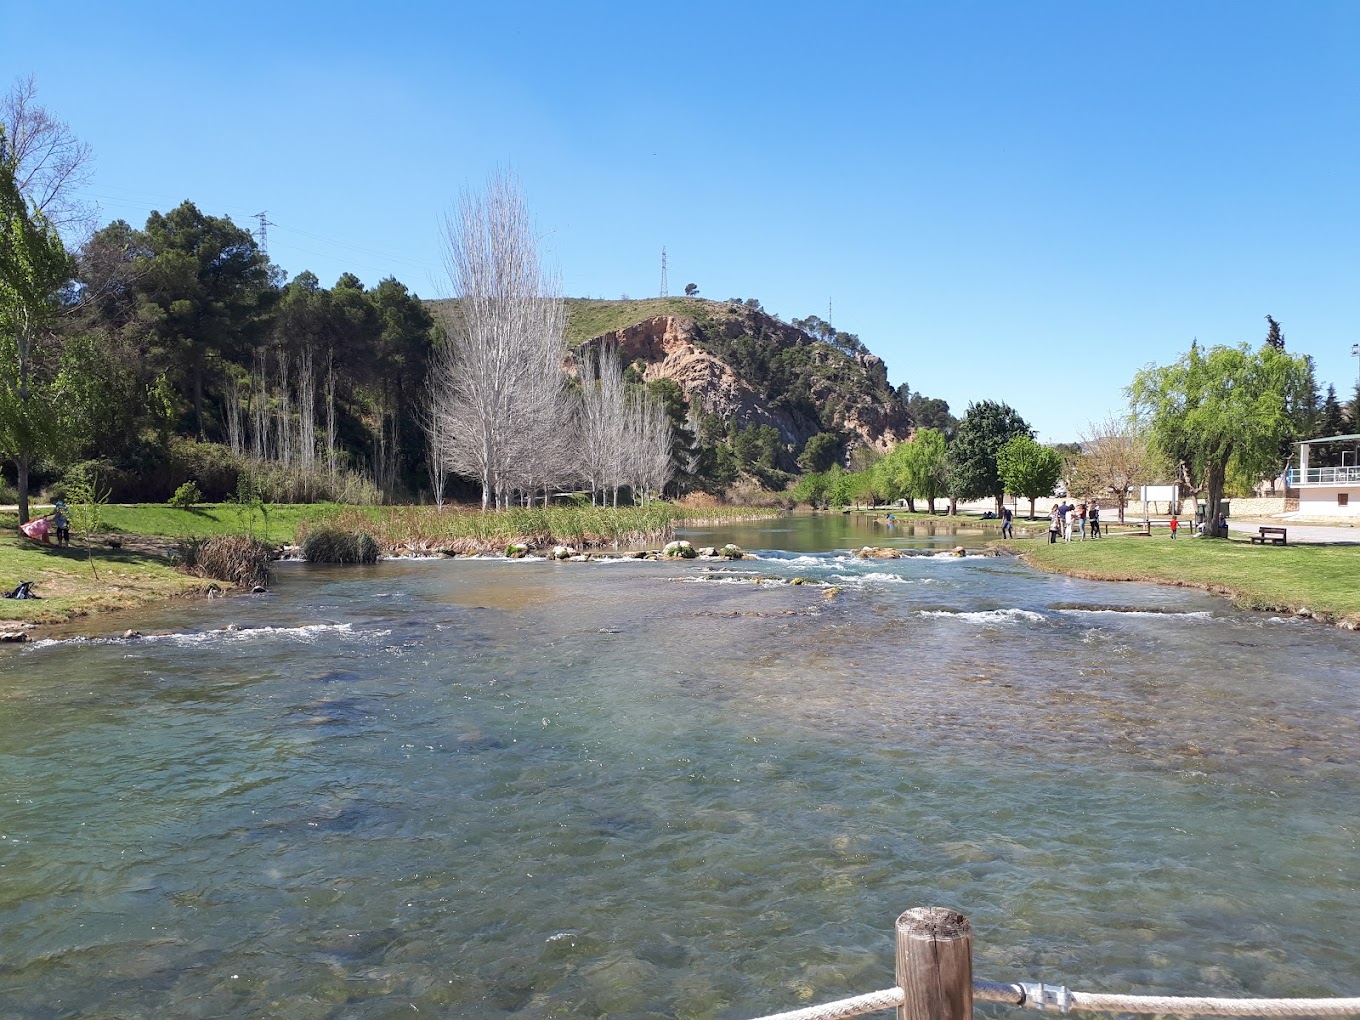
569, 299, 910, 458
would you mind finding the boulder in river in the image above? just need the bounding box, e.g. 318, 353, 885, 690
550, 545, 576, 560
663, 541, 696, 559
856, 546, 900, 559
505, 544, 529, 559
719, 544, 744, 559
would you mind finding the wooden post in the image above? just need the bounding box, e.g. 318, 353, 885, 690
896, 907, 973, 1020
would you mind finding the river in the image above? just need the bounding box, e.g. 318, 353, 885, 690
1, 514, 1356, 1018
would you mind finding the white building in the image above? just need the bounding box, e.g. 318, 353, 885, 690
1290, 434, 1360, 517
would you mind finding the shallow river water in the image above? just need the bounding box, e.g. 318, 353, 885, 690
1, 515, 1357, 1019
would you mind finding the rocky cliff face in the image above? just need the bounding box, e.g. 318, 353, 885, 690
575, 306, 910, 458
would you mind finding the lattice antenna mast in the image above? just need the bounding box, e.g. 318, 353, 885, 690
660, 246, 668, 298
253, 210, 274, 256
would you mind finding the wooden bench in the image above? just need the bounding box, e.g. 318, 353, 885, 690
1250, 526, 1287, 546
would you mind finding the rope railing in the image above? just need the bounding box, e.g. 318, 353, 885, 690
745, 909, 1360, 1020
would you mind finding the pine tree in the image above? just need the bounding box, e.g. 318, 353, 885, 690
1264, 314, 1285, 350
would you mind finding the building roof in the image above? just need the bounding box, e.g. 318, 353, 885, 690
1301, 434, 1360, 444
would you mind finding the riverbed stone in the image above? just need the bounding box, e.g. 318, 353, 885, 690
0, 631, 26, 643
663, 540, 696, 558
856, 546, 899, 559
697, 546, 717, 557
505, 544, 529, 558
719, 544, 744, 559
550, 545, 575, 560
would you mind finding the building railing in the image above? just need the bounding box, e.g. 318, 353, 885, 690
747, 908, 1360, 1020
1289, 465, 1360, 487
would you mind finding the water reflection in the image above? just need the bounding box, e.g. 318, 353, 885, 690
0, 522, 1356, 1018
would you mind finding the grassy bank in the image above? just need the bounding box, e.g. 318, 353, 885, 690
0, 525, 209, 627
1012, 532, 1360, 624
0, 503, 328, 628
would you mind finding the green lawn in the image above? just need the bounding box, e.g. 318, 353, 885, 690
0, 503, 332, 628
0, 526, 207, 627
27, 502, 329, 544
1014, 531, 1360, 623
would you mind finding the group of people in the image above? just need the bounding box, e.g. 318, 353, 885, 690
18, 500, 71, 546
1047, 499, 1100, 543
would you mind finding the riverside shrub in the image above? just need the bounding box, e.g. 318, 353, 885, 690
177, 535, 272, 588
300, 528, 381, 564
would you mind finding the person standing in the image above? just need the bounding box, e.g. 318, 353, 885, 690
52, 506, 70, 545
1089, 502, 1101, 538
1001, 506, 1013, 539
1077, 503, 1087, 540
1049, 505, 1061, 544
1169, 516, 1179, 539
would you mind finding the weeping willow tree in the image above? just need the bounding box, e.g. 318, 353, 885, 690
1129, 342, 1314, 536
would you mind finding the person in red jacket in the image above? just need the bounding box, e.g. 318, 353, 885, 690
1169, 516, 1179, 539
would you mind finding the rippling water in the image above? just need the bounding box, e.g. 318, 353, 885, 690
1, 517, 1357, 1018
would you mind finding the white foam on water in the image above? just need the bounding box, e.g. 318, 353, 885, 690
918, 608, 1047, 625
1056, 608, 1214, 621
27, 622, 369, 651
830, 572, 916, 585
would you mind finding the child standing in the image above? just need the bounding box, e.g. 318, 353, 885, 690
1169, 516, 1179, 539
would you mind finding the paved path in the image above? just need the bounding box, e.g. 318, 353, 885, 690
1226, 519, 1360, 544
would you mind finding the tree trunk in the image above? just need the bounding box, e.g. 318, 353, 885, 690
1203, 463, 1226, 539
905, 497, 916, 512
1028, 497, 1036, 520
17, 454, 30, 526
948, 496, 957, 515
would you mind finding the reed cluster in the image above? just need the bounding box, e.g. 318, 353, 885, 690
306, 504, 780, 553
176, 535, 273, 588
298, 528, 381, 564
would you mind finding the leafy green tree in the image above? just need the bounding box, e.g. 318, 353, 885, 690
0, 130, 75, 522
1130, 342, 1314, 537
798, 431, 842, 472
65, 465, 110, 579
947, 401, 1033, 513
136, 201, 275, 438
997, 435, 1063, 519
825, 464, 852, 507
897, 428, 949, 513
684, 283, 698, 297
791, 469, 831, 508
1313, 384, 1348, 466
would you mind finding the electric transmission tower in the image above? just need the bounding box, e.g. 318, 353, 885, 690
253, 210, 274, 256
660, 246, 668, 298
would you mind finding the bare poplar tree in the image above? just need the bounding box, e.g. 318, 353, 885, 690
577, 343, 629, 505
274, 350, 293, 469
634, 390, 675, 503
2, 74, 95, 240
298, 346, 316, 473
421, 370, 451, 507
225, 374, 245, 457
430, 171, 568, 509
325, 350, 338, 480
1073, 415, 1152, 523
251, 350, 270, 462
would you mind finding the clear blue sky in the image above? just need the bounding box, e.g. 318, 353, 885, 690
5, 0, 1358, 442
